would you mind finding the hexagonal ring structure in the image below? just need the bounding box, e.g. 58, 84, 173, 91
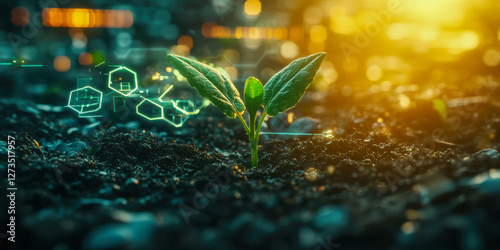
108, 66, 138, 96
67, 86, 103, 114
136, 99, 165, 121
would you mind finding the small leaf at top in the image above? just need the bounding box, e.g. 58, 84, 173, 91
167, 54, 245, 118
244, 77, 264, 119
262, 52, 326, 117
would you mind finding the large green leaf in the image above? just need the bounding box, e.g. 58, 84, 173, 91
167, 54, 245, 118
244, 77, 264, 120
262, 52, 326, 117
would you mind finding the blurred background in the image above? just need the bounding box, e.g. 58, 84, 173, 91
1, 0, 499, 120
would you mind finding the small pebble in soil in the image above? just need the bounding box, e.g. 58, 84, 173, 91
327, 165, 335, 174
472, 148, 499, 160
126, 177, 140, 186
466, 169, 500, 194
413, 176, 456, 205
304, 167, 320, 182
312, 205, 348, 230
84, 211, 156, 250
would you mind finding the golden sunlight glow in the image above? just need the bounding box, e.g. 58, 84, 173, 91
483, 50, 500, 67
329, 6, 356, 35
244, 0, 261, 16
304, 6, 323, 25
316, 61, 338, 91
403, 0, 467, 26
459, 31, 480, 50
366, 65, 383, 81
386, 23, 406, 40
308, 41, 324, 54
310, 25, 327, 43
398, 94, 411, 109
281, 41, 299, 59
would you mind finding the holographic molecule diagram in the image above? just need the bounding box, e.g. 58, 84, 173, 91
66, 64, 207, 127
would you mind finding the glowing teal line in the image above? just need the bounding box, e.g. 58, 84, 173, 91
21, 65, 43, 67
260, 132, 321, 136
95, 61, 105, 67
79, 115, 103, 118
0, 63, 12, 66
261, 130, 334, 138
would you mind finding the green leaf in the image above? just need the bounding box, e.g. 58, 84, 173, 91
432, 98, 447, 122
244, 77, 264, 119
167, 54, 245, 118
262, 52, 326, 117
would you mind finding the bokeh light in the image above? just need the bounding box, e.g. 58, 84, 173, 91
42, 8, 133, 28
54, 55, 71, 72
11, 7, 30, 26
281, 41, 299, 59
244, 0, 262, 16
483, 50, 500, 67
78, 52, 93, 65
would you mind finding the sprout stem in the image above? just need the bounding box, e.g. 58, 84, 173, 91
247, 112, 267, 168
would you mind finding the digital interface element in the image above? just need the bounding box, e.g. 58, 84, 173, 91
0, 60, 43, 68
67, 86, 103, 116
66, 61, 209, 127
64, 46, 276, 127
261, 130, 334, 138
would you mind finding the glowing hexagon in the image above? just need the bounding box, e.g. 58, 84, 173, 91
108, 66, 138, 96
136, 99, 164, 121
67, 86, 103, 114
136, 98, 189, 127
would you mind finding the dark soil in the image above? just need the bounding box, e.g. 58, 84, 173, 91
1, 77, 500, 250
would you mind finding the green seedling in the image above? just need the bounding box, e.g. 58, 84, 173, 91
432, 98, 447, 124
167, 52, 326, 167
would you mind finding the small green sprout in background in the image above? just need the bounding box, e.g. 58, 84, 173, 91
432, 98, 447, 124
167, 52, 326, 167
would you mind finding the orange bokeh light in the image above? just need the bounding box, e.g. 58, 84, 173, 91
78, 52, 93, 65
54, 55, 71, 72
42, 8, 133, 28
11, 7, 30, 26
178, 36, 194, 50
202, 22, 292, 40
